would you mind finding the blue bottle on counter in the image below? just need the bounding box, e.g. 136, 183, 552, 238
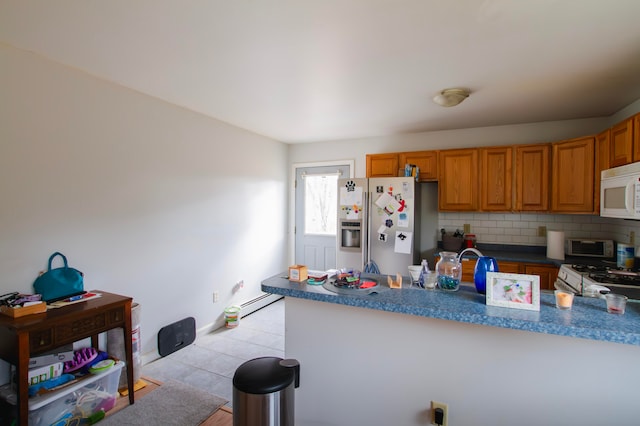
474, 256, 499, 294
417, 259, 428, 289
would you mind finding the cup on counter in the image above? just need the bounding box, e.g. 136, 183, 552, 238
422, 271, 437, 290
408, 266, 422, 285
605, 293, 628, 315
554, 290, 574, 310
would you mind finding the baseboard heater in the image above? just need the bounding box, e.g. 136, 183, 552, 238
240, 293, 282, 317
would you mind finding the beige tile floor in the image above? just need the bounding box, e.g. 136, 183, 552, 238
142, 298, 284, 407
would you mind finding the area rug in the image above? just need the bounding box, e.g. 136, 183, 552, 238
101, 380, 228, 426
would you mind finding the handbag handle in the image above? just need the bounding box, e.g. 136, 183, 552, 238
47, 252, 69, 271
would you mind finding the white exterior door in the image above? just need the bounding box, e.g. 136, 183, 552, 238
295, 164, 350, 270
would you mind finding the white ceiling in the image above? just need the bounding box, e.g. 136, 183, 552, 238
2, 1, 640, 143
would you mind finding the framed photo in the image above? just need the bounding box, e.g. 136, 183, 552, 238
485, 272, 540, 311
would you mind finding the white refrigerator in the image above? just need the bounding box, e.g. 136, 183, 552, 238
336, 177, 438, 275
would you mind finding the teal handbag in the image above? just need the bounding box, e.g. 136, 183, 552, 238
33, 252, 85, 303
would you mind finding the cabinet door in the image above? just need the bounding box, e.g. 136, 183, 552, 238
464, 259, 521, 282
595, 129, 610, 213
366, 154, 399, 177
610, 118, 634, 167
399, 151, 438, 181
480, 147, 513, 211
523, 264, 559, 291
460, 258, 476, 283
438, 149, 478, 211
515, 144, 550, 211
551, 137, 595, 213
498, 261, 521, 274
634, 113, 640, 163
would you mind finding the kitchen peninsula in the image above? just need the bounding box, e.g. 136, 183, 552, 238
262, 274, 640, 426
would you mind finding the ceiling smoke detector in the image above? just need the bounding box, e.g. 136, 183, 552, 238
433, 88, 470, 107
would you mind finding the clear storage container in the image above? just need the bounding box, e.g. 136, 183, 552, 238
7, 361, 123, 426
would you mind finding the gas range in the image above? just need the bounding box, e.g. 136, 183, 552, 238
556, 264, 640, 301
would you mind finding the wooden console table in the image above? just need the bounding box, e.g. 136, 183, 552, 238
0, 291, 135, 425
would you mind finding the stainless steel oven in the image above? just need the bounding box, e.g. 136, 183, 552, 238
556, 264, 640, 301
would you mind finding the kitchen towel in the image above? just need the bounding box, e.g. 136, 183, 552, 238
547, 230, 565, 260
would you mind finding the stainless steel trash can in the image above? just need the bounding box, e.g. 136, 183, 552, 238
233, 356, 300, 426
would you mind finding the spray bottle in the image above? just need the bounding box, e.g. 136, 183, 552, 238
418, 259, 429, 289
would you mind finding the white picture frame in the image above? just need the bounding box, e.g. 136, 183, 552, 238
485, 272, 540, 311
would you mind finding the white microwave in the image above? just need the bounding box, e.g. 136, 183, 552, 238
600, 161, 640, 219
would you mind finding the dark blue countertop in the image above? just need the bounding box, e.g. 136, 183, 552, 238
448, 243, 617, 267
262, 273, 640, 346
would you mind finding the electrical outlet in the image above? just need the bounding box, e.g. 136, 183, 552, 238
463, 224, 471, 234
431, 401, 448, 426
538, 226, 547, 237
631, 231, 636, 246
213, 291, 219, 303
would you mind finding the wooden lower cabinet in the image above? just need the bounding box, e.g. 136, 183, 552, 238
523, 264, 559, 291
497, 261, 521, 274
459, 259, 557, 291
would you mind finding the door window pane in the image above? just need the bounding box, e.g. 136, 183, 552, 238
304, 175, 338, 235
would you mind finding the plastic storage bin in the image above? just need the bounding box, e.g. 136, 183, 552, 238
11, 361, 124, 426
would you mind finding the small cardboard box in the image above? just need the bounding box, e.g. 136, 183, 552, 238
29, 345, 74, 368
288, 265, 308, 282
28, 362, 63, 386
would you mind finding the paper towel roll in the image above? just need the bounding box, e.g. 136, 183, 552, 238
547, 230, 565, 260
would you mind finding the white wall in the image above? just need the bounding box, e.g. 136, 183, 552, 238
0, 44, 289, 373
287, 297, 640, 426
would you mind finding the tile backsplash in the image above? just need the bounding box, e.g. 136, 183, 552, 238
439, 212, 640, 248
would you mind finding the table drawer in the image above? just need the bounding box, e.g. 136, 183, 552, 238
29, 329, 54, 352
55, 312, 107, 342
107, 307, 125, 325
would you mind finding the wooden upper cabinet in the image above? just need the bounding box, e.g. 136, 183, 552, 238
480, 146, 512, 211
610, 117, 634, 167
438, 148, 478, 211
634, 113, 640, 163
551, 136, 595, 213
515, 144, 550, 212
398, 151, 438, 181
366, 153, 399, 177
596, 129, 611, 172
595, 129, 611, 213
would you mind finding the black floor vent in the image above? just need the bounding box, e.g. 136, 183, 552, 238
157, 317, 196, 357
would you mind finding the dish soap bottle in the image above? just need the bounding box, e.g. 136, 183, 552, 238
417, 259, 429, 289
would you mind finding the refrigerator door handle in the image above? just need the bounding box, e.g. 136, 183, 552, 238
363, 190, 369, 270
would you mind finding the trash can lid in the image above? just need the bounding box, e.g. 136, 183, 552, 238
233, 356, 296, 394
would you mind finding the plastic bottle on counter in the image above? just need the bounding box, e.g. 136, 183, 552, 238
464, 234, 476, 248
418, 259, 429, 289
